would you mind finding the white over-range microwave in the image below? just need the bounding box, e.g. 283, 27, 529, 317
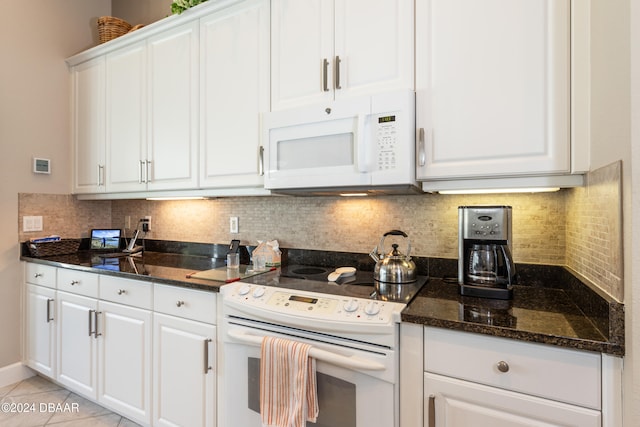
262, 90, 420, 195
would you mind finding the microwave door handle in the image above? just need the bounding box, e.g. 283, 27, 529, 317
227, 329, 385, 371
355, 114, 368, 173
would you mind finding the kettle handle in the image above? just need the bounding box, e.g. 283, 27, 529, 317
379, 230, 412, 258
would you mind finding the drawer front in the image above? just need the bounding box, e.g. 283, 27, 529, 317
154, 284, 216, 324
57, 269, 99, 298
25, 263, 56, 288
99, 275, 153, 310
424, 327, 601, 409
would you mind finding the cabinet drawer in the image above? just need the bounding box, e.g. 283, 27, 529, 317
424, 327, 601, 410
154, 284, 216, 324
57, 269, 99, 298
99, 275, 153, 310
25, 263, 56, 288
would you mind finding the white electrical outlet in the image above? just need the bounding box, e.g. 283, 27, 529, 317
230, 216, 239, 234
144, 216, 151, 231
125, 216, 131, 230
23, 216, 43, 232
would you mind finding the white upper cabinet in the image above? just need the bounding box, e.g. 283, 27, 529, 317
147, 22, 200, 191
416, 0, 579, 185
200, 0, 270, 189
271, 0, 414, 111
105, 22, 199, 193
72, 57, 105, 194
105, 41, 147, 192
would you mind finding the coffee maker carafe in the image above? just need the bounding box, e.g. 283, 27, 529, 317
458, 206, 516, 299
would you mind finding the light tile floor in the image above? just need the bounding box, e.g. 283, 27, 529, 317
0, 375, 141, 427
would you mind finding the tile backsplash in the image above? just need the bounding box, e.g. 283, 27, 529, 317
18, 162, 623, 301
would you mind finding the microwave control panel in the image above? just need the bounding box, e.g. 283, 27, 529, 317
376, 115, 398, 170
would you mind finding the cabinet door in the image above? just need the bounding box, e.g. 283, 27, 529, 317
424, 373, 600, 427
106, 41, 147, 192
416, 0, 570, 180
147, 22, 199, 191
98, 301, 152, 425
56, 291, 98, 399
153, 313, 216, 427
72, 57, 106, 194
200, 0, 270, 188
271, 0, 334, 110
334, 0, 414, 100
25, 284, 56, 377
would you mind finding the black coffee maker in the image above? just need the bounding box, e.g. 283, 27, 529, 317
458, 206, 516, 299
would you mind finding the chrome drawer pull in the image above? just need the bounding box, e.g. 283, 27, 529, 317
117, 289, 126, 295
497, 360, 510, 373
176, 300, 185, 307
34, 273, 43, 278
70, 280, 79, 286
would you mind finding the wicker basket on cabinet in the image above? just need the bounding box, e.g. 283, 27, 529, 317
97, 16, 144, 44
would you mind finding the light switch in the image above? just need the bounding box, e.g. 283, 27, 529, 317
23, 216, 43, 232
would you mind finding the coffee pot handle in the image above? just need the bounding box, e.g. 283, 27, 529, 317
500, 245, 516, 285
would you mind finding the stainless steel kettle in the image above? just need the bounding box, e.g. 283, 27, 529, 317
370, 230, 417, 284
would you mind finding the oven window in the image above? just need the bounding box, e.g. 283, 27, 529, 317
248, 357, 357, 427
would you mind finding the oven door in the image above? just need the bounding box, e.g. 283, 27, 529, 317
220, 321, 397, 427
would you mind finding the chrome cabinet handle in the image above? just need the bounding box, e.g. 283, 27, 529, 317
139, 160, 145, 183
46, 298, 54, 323
94, 311, 102, 338
146, 160, 152, 183
335, 55, 342, 90
418, 128, 426, 167
34, 273, 43, 278
88, 309, 95, 336
204, 338, 213, 374
98, 164, 105, 186
258, 146, 264, 176
117, 289, 126, 295
428, 394, 435, 427
497, 361, 510, 373
70, 280, 79, 286
176, 300, 185, 307
322, 58, 330, 92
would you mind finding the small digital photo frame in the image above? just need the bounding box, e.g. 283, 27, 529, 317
90, 229, 122, 251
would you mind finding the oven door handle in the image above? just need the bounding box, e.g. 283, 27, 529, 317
227, 329, 386, 371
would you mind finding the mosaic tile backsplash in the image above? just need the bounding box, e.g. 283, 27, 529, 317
18, 162, 623, 301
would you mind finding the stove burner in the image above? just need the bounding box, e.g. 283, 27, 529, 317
275, 264, 427, 304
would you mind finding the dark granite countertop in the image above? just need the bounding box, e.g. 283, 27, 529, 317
21, 241, 624, 356
402, 275, 625, 356
21, 251, 230, 292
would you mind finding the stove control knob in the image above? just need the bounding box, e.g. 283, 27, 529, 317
238, 285, 251, 296
343, 299, 359, 312
252, 287, 266, 298
364, 301, 380, 316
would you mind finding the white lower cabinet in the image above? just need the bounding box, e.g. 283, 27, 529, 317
55, 270, 154, 426
423, 327, 601, 427
25, 264, 219, 427
98, 300, 152, 425
153, 313, 216, 427
56, 290, 99, 398
25, 284, 56, 377
153, 284, 216, 427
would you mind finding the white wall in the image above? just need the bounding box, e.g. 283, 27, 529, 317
628, 0, 640, 424
0, 0, 110, 371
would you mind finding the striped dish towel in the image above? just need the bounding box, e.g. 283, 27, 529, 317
260, 337, 319, 427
